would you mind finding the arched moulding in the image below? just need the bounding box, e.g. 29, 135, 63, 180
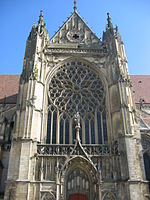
60, 156, 101, 200
46, 58, 108, 145
48, 61, 105, 117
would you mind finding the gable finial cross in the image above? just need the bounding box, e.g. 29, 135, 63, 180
74, 0, 77, 12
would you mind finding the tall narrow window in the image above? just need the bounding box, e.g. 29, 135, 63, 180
85, 119, 89, 144
52, 111, 57, 144
144, 153, 150, 191
60, 119, 63, 144
72, 123, 76, 144
91, 119, 95, 144
97, 111, 102, 144
65, 119, 69, 144
103, 111, 108, 142
46, 111, 51, 144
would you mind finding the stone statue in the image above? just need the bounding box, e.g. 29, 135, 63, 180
74, 112, 81, 142
74, 111, 80, 128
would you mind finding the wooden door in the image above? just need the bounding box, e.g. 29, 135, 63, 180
69, 193, 88, 200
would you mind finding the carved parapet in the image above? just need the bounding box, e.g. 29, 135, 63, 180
37, 144, 119, 157
45, 47, 106, 56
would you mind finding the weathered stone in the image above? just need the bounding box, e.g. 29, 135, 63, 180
0, 4, 149, 200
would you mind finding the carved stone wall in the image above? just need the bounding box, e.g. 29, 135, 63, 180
1, 7, 150, 200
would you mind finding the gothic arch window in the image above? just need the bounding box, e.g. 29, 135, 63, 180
46, 61, 107, 144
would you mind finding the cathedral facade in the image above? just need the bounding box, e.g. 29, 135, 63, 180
0, 3, 150, 200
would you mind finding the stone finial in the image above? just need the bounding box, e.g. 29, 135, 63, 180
115, 24, 122, 42
38, 10, 45, 34
115, 25, 119, 37
32, 22, 36, 29
107, 12, 113, 29
74, 0, 77, 12
115, 25, 118, 32
38, 10, 43, 26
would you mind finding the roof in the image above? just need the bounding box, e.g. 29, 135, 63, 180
0, 75, 149, 104
130, 75, 150, 104
0, 75, 20, 104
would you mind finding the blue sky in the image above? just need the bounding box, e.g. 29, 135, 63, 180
0, 0, 150, 74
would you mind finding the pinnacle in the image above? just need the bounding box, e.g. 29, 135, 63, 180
74, 0, 77, 12
107, 13, 112, 27
38, 9, 43, 25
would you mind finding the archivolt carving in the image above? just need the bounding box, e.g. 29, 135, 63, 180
63, 156, 100, 200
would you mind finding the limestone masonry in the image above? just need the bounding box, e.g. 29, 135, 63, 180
0, 4, 150, 200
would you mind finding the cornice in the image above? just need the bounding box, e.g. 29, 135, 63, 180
44, 47, 107, 57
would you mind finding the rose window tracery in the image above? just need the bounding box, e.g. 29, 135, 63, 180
47, 61, 108, 144
49, 62, 104, 117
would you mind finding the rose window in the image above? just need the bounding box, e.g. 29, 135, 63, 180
47, 61, 107, 144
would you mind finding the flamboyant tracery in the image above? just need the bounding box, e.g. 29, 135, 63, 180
46, 61, 108, 144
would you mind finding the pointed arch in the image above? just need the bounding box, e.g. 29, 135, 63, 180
45, 57, 111, 145
60, 155, 101, 200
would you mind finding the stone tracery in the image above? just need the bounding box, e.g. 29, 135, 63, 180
47, 61, 108, 144
48, 61, 105, 117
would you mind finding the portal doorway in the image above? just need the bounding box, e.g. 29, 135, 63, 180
66, 168, 90, 199
69, 193, 88, 200
64, 157, 100, 200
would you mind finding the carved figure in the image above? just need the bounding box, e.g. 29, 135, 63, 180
74, 111, 80, 128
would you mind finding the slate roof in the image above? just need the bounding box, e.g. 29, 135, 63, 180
0, 75, 150, 104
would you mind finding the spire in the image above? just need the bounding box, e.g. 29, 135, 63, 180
74, 0, 77, 12
107, 12, 113, 29
38, 10, 43, 26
